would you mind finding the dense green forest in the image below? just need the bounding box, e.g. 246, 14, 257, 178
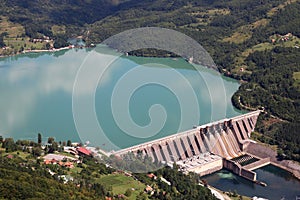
0, 0, 299, 161
134, 165, 218, 200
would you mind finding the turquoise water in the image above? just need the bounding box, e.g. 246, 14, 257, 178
0, 46, 242, 150
203, 165, 300, 200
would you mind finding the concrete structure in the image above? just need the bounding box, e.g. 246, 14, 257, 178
112, 110, 260, 176
177, 152, 223, 176
223, 159, 257, 181
243, 158, 271, 171
114, 110, 260, 163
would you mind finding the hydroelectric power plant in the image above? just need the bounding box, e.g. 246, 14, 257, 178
113, 110, 270, 182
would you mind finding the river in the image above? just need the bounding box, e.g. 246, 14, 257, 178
203, 165, 300, 200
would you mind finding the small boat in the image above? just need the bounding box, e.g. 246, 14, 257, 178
259, 181, 267, 187
255, 180, 267, 187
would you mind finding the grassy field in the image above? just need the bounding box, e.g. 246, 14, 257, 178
293, 71, 300, 91
0, 16, 53, 56
231, 34, 300, 74
223, 18, 269, 44
51, 25, 66, 35
1, 150, 35, 161
97, 174, 147, 199
293, 72, 300, 80
69, 166, 83, 175
187, 8, 230, 27
0, 16, 24, 38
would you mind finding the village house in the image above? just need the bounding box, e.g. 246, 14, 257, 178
145, 185, 154, 195
147, 173, 157, 180
77, 147, 92, 156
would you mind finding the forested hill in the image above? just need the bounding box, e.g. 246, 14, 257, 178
1, 0, 300, 161
0, 0, 126, 38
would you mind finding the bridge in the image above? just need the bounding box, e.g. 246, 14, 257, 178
113, 110, 261, 163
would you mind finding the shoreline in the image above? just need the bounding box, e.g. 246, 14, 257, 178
0, 45, 89, 58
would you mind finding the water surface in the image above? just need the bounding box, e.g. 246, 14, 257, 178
0, 46, 243, 150
203, 165, 300, 200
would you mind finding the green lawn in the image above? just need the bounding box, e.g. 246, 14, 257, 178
0, 16, 24, 37
293, 72, 300, 80
97, 174, 147, 199
293, 72, 300, 91
3, 151, 30, 160
69, 166, 83, 175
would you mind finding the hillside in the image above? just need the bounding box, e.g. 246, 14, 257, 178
0, 137, 219, 200
0, 0, 299, 161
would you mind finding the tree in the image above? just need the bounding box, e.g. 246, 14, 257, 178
124, 188, 132, 197
93, 183, 106, 197
2, 138, 17, 152
53, 35, 68, 49
38, 133, 42, 145
0, 36, 5, 48
32, 147, 42, 157
48, 137, 54, 144
67, 140, 72, 147
0, 135, 3, 144
45, 43, 51, 50
48, 142, 58, 153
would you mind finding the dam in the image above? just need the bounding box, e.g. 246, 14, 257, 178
114, 110, 260, 161
113, 110, 264, 180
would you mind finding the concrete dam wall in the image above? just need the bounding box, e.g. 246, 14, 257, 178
114, 110, 260, 163
223, 159, 257, 181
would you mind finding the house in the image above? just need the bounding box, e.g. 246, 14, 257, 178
147, 173, 157, 180
57, 161, 74, 168
64, 146, 77, 155
44, 160, 51, 165
77, 147, 92, 156
145, 185, 154, 195
124, 171, 132, 177
51, 159, 57, 164
63, 162, 74, 168
71, 142, 80, 147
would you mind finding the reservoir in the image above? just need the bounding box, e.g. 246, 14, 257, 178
1, 45, 242, 149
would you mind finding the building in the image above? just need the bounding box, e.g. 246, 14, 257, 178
77, 147, 92, 156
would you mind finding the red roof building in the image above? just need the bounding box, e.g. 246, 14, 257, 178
147, 173, 157, 180
77, 147, 91, 156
